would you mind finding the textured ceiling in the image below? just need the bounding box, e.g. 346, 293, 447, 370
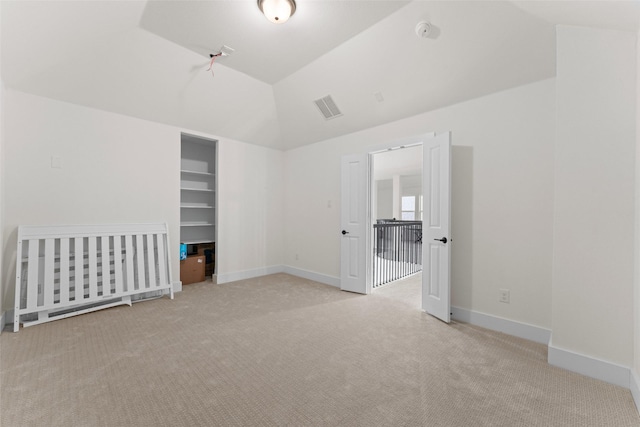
2, 1, 638, 151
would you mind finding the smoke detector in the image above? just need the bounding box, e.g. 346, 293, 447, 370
415, 21, 432, 38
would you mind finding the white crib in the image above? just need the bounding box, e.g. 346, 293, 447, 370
13, 223, 175, 332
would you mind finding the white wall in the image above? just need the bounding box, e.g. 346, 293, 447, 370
217, 138, 284, 281
552, 26, 636, 367
0, 5, 4, 330
634, 26, 640, 402
284, 78, 555, 330
1, 90, 285, 316
1, 89, 181, 311
0, 77, 4, 329
375, 179, 393, 220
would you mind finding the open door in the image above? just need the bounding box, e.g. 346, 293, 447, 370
422, 132, 452, 322
340, 153, 369, 294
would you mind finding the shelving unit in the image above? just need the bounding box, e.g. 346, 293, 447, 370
180, 134, 217, 276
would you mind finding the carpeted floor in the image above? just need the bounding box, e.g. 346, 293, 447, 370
373, 272, 422, 309
1, 273, 638, 426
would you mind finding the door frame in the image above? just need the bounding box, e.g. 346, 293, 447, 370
350, 133, 435, 295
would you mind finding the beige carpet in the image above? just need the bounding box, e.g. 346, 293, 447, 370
1, 273, 638, 426
373, 272, 422, 309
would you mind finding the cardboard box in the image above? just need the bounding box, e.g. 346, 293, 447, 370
180, 255, 205, 285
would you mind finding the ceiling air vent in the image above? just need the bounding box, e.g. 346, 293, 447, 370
314, 95, 343, 120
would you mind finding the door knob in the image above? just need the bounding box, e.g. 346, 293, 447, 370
434, 237, 447, 244
342, 230, 349, 235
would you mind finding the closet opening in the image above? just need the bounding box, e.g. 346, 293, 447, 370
180, 133, 218, 285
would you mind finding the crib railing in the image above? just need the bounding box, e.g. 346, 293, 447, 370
13, 223, 174, 331
373, 220, 422, 288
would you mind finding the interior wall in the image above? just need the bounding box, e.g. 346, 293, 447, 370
0, 4, 4, 329
0, 79, 4, 328
1, 89, 181, 312
376, 179, 393, 220
635, 26, 640, 384
217, 139, 284, 280
284, 78, 555, 330
1, 90, 285, 315
552, 26, 636, 367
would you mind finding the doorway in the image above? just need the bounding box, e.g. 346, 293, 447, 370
371, 145, 423, 309
340, 132, 452, 322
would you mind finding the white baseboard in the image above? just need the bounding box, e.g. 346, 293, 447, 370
548, 340, 631, 388
451, 306, 551, 345
283, 265, 340, 288
631, 370, 640, 412
196, 265, 339, 288
217, 265, 284, 284
172, 281, 182, 293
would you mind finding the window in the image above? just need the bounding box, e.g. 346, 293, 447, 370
401, 196, 415, 220
401, 195, 423, 220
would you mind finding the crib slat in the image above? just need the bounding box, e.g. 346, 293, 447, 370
59, 238, 70, 305
100, 235, 110, 296
14, 239, 25, 331
74, 237, 84, 301
125, 235, 135, 292
156, 234, 168, 290
26, 240, 40, 309
135, 234, 146, 290
113, 236, 123, 295
43, 239, 55, 307
88, 237, 98, 299
14, 223, 174, 332
146, 234, 157, 288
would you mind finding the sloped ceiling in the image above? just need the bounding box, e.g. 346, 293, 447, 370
2, 1, 639, 151
139, 0, 411, 85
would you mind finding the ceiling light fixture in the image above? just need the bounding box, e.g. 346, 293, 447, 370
258, 0, 296, 24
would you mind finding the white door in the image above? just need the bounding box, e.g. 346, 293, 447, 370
422, 132, 452, 322
340, 153, 369, 294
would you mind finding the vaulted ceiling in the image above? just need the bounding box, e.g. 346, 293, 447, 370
2, 1, 639, 151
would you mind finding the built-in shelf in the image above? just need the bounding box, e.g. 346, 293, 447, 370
182, 240, 216, 245
181, 169, 215, 177
180, 188, 214, 192
181, 134, 217, 276
180, 169, 215, 176
180, 205, 214, 209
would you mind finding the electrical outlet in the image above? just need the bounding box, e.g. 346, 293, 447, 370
499, 289, 510, 303
295, 254, 299, 261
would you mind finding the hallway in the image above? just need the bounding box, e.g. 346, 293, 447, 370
373, 272, 421, 310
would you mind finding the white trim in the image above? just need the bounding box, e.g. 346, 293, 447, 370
451, 306, 551, 345
208, 265, 340, 287
172, 281, 183, 293
548, 340, 631, 388
217, 265, 284, 284
631, 370, 640, 412
0, 310, 6, 333
283, 265, 340, 288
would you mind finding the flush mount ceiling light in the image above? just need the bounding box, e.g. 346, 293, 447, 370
258, 0, 296, 24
